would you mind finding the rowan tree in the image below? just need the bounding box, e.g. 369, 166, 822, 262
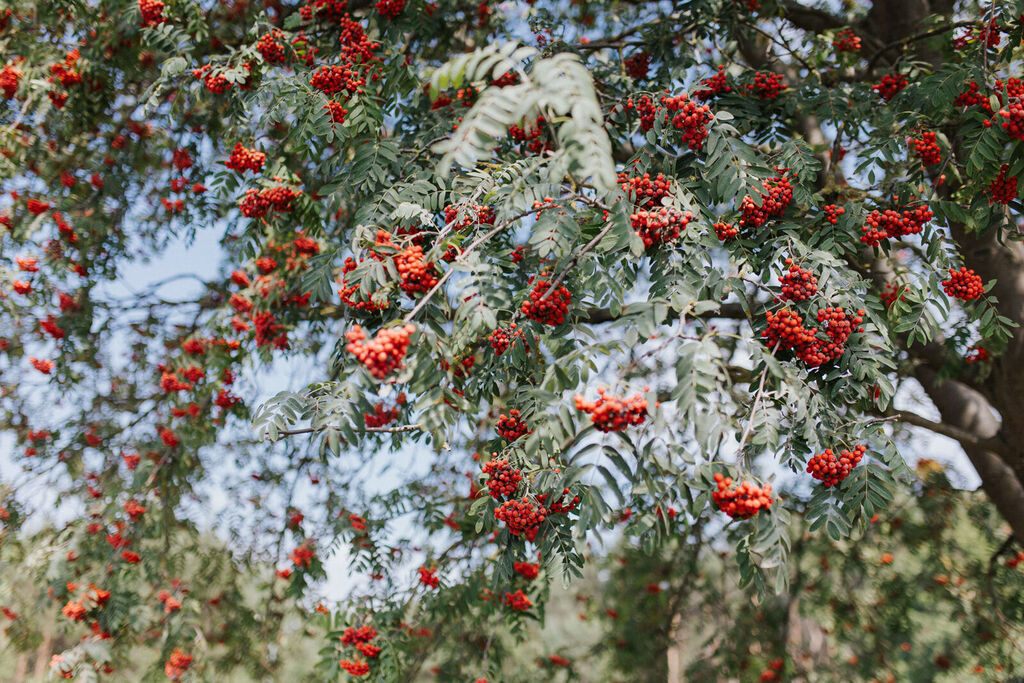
0, 0, 1022, 679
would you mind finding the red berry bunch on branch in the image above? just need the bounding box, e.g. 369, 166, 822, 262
513, 561, 540, 580
747, 71, 785, 100
738, 171, 793, 228
138, 0, 165, 27
345, 324, 416, 379
225, 143, 266, 173
806, 445, 866, 486
496, 410, 531, 441
618, 171, 671, 206
494, 497, 548, 536
763, 307, 864, 367
988, 164, 1018, 204
337, 258, 390, 311
872, 74, 907, 101
538, 488, 581, 514
393, 243, 439, 295
311, 64, 365, 96
239, 186, 302, 218
483, 458, 522, 499
966, 346, 990, 363
832, 29, 861, 53
779, 260, 818, 302
375, 0, 404, 19
712, 473, 773, 519
504, 589, 533, 611
879, 282, 907, 309
443, 203, 496, 230
488, 324, 525, 355
909, 131, 941, 165
859, 204, 933, 246
714, 221, 739, 242
694, 65, 731, 101
999, 100, 1024, 141
624, 52, 650, 80
661, 92, 713, 151
941, 267, 984, 301
574, 388, 648, 432
521, 275, 571, 326
632, 207, 692, 248
508, 116, 549, 154
339, 625, 381, 674
417, 566, 439, 587
823, 204, 845, 224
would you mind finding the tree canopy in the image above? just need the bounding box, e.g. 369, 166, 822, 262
1, 0, 1023, 679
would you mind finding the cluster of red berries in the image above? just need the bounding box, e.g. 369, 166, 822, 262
504, 589, 533, 611
165, 649, 193, 679
712, 473, 773, 519
574, 388, 648, 432
508, 115, 549, 154
807, 445, 866, 486
941, 267, 984, 301
988, 164, 1019, 204
300, 0, 349, 22
747, 71, 785, 100
619, 171, 672, 207
823, 204, 845, 224
714, 222, 739, 241
0, 64, 20, 99
624, 52, 650, 80
859, 205, 933, 246
339, 624, 381, 674
763, 307, 864, 367
909, 131, 941, 165
954, 19, 1001, 50
832, 29, 861, 52
311, 64, 365, 96
632, 207, 692, 248
338, 258, 388, 311
394, 244, 439, 295
431, 86, 477, 110
239, 186, 302, 218
443, 203, 496, 229
364, 395, 404, 427
513, 561, 540, 580
521, 276, 571, 326
483, 458, 522, 499
999, 100, 1024, 141
256, 29, 286, 64
538, 488, 581, 514
488, 324, 525, 355
192, 63, 251, 94
694, 65, 731, 101
494, 497, 548, 536
879, 282, 907, 309
662, 93, 713, 151
138, 0, 165, 27
496, 410, 531, 441
954, 80, 993, 112
966, 346, 990, 363
872, 74, 907, 101
225, 143, 265, 173
779, 260, 818, 302
738, 172, 793, 228
375, 0, 404, 19
345, 324, 416, 379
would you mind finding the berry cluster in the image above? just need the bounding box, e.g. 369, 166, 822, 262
538, 488, 581, 514
483, 458, 522, 499
712, 473, 773, 519
624, 52, 650, 80
310, 64, 365, 96
714, 222, 739, 242
823, 204, 845, 224
738, 172, 793, 228
513, 561, 540, 580
337, 257, 389, 311
225, 143, 266, 173
662, 93, 712, 151
619, 171, 672, 207
909, 131, 941, 165
999, 100, 1024, 141
496, 410, 531, 441
239, 186, 302, 218
508, 116, 549, 154
364, 394, 404, 428
747, 72, 785, 100
375, 0, 404, 19
807, 445, 866, 486
988, 164, 1019, 204
394, 244, 439, 295
418, 565, 439, 587
339, 624, 381, 673
879, 282, 907, 309
779, 260, 818, 302
494, 497, 548, 536
872, 74, 907, 101
138, 0, 165, 27
632, 208, 692, 248
345, 324, 416, 379
521, 276, 571, 326
859, 205, 933, 246
954, 80, 993, 113
832, 29, 862, 52
256, 29, 286, 64
763, 307, 864, 367
0, 64, 20, 99
694, 65, 731, 101
443, 203, 496, 229
504, 590, 532, 611
574, 388, 648, 432
165, 649, 193, 679
941, 267, 984, 301
488, 324, 524, 355
339, 659, 370, 676
966, 346, 990, 363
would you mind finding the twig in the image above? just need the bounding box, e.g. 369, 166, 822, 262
272, 423, 423, 439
